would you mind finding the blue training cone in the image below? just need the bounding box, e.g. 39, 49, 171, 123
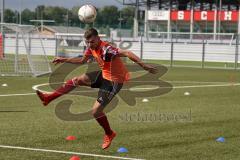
216, 137, 225, 142
117, 147, 128, 153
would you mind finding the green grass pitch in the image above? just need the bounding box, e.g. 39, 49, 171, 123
0, 61, 240, 160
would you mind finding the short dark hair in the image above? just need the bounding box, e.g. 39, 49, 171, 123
84, 28, 98, 39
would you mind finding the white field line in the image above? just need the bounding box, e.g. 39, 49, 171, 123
133, 80, 227, 84
32, 82, 240, 92
0, 93, 35, 97
172, 83, 240, 89
0, 82, 239, 97
0, 145, 144, 160
129, 83, 240, 90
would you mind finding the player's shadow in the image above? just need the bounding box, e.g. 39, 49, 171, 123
55, 97, 119, 121
118, 63, 173, 106
50, 62, 173, 121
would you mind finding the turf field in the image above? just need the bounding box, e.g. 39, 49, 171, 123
0, 61, 240, 160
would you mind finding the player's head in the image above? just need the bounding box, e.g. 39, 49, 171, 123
84, 28, 100, 50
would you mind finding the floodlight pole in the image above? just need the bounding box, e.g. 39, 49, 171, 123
144, 0, 150, 41
118, 11, 123, 40
218, 0, 222, 34
238, 7, 240, 35
190, 0, 194, 41
133, 0, 139, 39
167, 0, 172, 39
1, 0, 4, 32
19, 0, 22, 24
66, 10, 69, 34
213, 0, 217, 40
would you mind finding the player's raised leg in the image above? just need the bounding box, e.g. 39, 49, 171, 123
92, 100, 116, 149
36, 74, 91, 106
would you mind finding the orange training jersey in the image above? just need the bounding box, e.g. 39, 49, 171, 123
84, 41, 129, 83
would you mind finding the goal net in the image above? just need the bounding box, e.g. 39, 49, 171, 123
0, 23, 51, 76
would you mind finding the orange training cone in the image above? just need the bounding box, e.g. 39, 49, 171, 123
69, 156, 80, 160
65, 136, 77, 141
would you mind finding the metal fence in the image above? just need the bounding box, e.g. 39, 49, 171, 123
147, 32, 236, 44
1, 31, 239, 73
113, 33, 240, 70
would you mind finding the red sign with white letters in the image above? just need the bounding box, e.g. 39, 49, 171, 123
170, 10, 238, 21
171, 11, 191, 21
194, 11, 215, 21
219, 11, 238, 21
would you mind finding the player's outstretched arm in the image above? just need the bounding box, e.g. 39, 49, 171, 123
52, 55, 89, 65
117, 49, 158, 74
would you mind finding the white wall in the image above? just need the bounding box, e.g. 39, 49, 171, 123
4, 38, 56, 56
3, 37, 240, 63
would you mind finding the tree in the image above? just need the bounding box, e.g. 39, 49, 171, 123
21, 9, 35, 24
94, 7, 103, 27
44, 6, 68, 25
70, 6, 82, 27
4, 9, 16, 23
120, 6, 135, 29
1, 5, 134, 30
98, 6, 119, 28
35, 5, 45, 20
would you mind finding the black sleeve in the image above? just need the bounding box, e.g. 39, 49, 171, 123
102, 45, 119, 62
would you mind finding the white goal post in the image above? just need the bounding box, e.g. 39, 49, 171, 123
0, 23, 52, 77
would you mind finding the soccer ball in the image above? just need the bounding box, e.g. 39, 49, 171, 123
78, 4, 97, 23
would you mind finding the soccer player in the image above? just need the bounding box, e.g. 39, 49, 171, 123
36, 28, 157, 149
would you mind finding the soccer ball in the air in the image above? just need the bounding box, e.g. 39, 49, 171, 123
78, 4, 97, 23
